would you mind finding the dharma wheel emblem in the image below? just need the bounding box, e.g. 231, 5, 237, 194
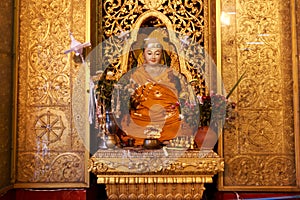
34, 111, 66, 144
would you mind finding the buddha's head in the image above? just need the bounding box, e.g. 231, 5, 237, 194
143, 38, 163, 66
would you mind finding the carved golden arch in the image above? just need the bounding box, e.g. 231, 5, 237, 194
120, 10, 193, 81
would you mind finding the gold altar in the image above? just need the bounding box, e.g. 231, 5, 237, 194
87, 0, 224, 198
89, 148, 224, 199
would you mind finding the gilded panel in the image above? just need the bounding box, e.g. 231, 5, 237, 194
100, 0, 206, 43
220, 0, 297, 190
15, 0, 89, 187
16, 152, 85, 183
21, 108, 71, 151
96, 0, 209, 84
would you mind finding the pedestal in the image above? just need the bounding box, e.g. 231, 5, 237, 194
88, 148, 224, 199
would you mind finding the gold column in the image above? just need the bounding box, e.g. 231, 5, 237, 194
219, 0, 300, 191
14, 0, 90, 187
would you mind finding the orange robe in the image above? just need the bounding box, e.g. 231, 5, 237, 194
120, 66, 193, 145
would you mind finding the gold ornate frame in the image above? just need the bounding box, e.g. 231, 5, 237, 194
217, 0, 300, 191
119, 10, 192, 81
92, 0, 213, 86
13, 0, 91, 188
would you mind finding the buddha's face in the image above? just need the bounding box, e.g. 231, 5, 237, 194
143, 47, 162, 66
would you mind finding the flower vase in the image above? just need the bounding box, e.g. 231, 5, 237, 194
194, 126, 218, 149
105, 134, 117, 149
105, 111, 117, 148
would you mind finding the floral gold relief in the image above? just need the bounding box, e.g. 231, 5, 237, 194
17, 152, 85, 183
99, 0, 209, 83
220, 0, 297, 190
15, 0, 89, 187
102, 0, 206, 42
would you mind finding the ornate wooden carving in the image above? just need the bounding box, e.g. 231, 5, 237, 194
89, 149, 224, 198
15, 0, 90, 187
219, 0, 299, 190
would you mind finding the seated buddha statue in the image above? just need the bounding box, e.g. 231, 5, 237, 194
115, 37, 198, 146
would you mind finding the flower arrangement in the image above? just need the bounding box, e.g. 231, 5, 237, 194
195, 72, 245, 128
196, 92, 236, 128
178, 71, 245, 131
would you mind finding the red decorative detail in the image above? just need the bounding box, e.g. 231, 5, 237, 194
15, 189, 86, 200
